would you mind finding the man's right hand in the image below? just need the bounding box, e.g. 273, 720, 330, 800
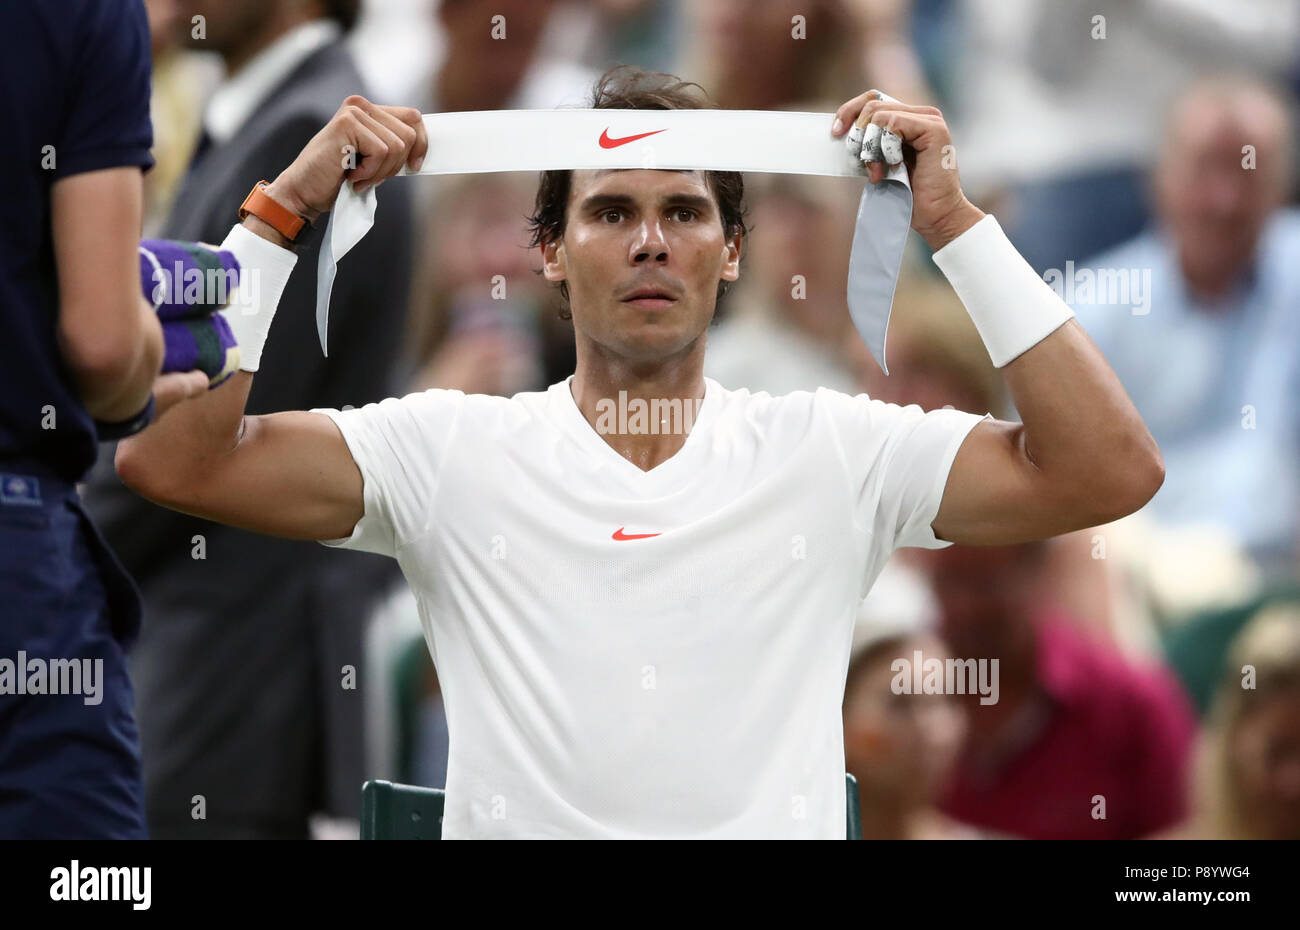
265, 95, 428, 224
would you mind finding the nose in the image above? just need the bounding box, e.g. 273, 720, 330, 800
630, 217, 670, 265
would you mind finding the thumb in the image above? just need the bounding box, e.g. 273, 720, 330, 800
153, 370, 210, 416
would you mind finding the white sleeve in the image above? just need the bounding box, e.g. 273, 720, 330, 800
821, 388, 990, 551
309, 388, 468, 558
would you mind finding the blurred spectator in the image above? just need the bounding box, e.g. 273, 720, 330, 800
142, 0, 221, 233
862, 280, 1163, 657
404, 173, 576, 396
1172, 602, 1300, 839
948, 0, 1300, 274
433, 0, 602, 111
82, 0, 412, 838
1072, 77, 1300, 579
846, 0, 940, 106
844, 608, 983, 838
855, 275, 1006, 417
591, 0, 683, 75
915, 541, 1197, 839
1161, 584, 1300, 718
705, 175, 861, 394
683, 0, 867, 111
349, 0, 442, 108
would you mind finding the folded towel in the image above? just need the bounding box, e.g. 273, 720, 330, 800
139, 239, 242, 387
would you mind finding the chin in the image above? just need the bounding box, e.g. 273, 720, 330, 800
609, 311, 704, 353
614, 333, 697, 363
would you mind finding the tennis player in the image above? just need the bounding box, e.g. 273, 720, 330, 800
116, 70, 1164, 838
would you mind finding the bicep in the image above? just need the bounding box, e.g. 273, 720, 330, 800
137, 410, 365, 542
930, 418, 1083, 545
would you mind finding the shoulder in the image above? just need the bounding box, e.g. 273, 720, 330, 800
709, 380, 863, 416
712, 381, 965, 433
708, 382, 966, 457
707, 379, 828, 432
1079, 227, 1164, 270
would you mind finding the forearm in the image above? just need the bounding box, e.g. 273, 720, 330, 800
933, 215, 1164, 521
116, 368, 254, 498
116, 217, 298, 500
72, 299, 164, 422
1002, 320, 1163, 506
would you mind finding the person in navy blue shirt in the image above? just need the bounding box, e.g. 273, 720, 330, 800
0, 0, 210, 838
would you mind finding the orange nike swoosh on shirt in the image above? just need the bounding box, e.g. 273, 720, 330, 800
612, 527, 661, 541
599, 128, 667, 149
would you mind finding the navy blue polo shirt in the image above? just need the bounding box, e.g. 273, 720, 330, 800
0, 0, 154, 482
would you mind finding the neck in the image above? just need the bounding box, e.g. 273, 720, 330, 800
569, 337, 707, 472
1177, 241, 1258, 306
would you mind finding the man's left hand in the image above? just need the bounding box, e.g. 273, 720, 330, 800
831, 91, 985, 250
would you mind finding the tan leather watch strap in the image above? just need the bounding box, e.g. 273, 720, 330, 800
238, 181, 308, 242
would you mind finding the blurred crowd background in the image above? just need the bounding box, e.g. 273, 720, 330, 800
102, 0, 1300, 839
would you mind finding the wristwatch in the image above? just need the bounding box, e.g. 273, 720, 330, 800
238, 180, 310, 243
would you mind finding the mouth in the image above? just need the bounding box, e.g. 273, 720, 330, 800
621, 287, 679, 310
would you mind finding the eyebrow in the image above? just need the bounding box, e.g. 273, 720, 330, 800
577, 192, 717, 215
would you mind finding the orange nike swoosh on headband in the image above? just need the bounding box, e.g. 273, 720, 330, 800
612, 527, 661, 541
599, 128, 668, 149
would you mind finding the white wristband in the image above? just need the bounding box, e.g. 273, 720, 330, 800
217, 223, 298, 372
931, 214, 1075, 368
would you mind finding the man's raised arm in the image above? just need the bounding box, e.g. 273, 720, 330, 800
115, 96, 428, 541
832, 93, 1164, 546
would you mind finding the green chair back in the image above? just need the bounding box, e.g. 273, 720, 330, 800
362, 773, 864, 839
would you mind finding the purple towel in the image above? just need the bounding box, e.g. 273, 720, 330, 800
139, 240, 241, 387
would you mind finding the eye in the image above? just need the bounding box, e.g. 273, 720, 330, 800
601, 209, 623, 223
673, 208, 697, 222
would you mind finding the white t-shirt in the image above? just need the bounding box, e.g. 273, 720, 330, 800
313, 380, 988, 838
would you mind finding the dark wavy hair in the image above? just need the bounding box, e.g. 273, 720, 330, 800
526, 66, 750, 320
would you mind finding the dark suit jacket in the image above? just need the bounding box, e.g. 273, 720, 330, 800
82, 41, 411, 837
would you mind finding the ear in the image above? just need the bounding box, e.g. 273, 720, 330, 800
541, 237, 567, 285
719, 228, 742, 282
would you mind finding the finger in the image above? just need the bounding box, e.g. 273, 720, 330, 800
867, 110, 947, 155
381, 105, 428, 171
357, 110, 413, 192
855, 98, 942, 130
343, 113, 391, 190
347, 97, 420, 178
368, 106, 419, 170
153, 371, 208, 415
847, 120, 901, 166
351, 108, 406, 189
339, 96, 405, 184
855, 109, 947, 171
832, 88, 884, 135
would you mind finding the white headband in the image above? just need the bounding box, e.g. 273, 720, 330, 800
318, 107, 912, 374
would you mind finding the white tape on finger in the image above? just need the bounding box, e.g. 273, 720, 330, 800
318, 107, 913, 374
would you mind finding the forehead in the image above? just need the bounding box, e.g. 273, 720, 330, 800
569, 168, 712, 199
1171, 96, 1285, 157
